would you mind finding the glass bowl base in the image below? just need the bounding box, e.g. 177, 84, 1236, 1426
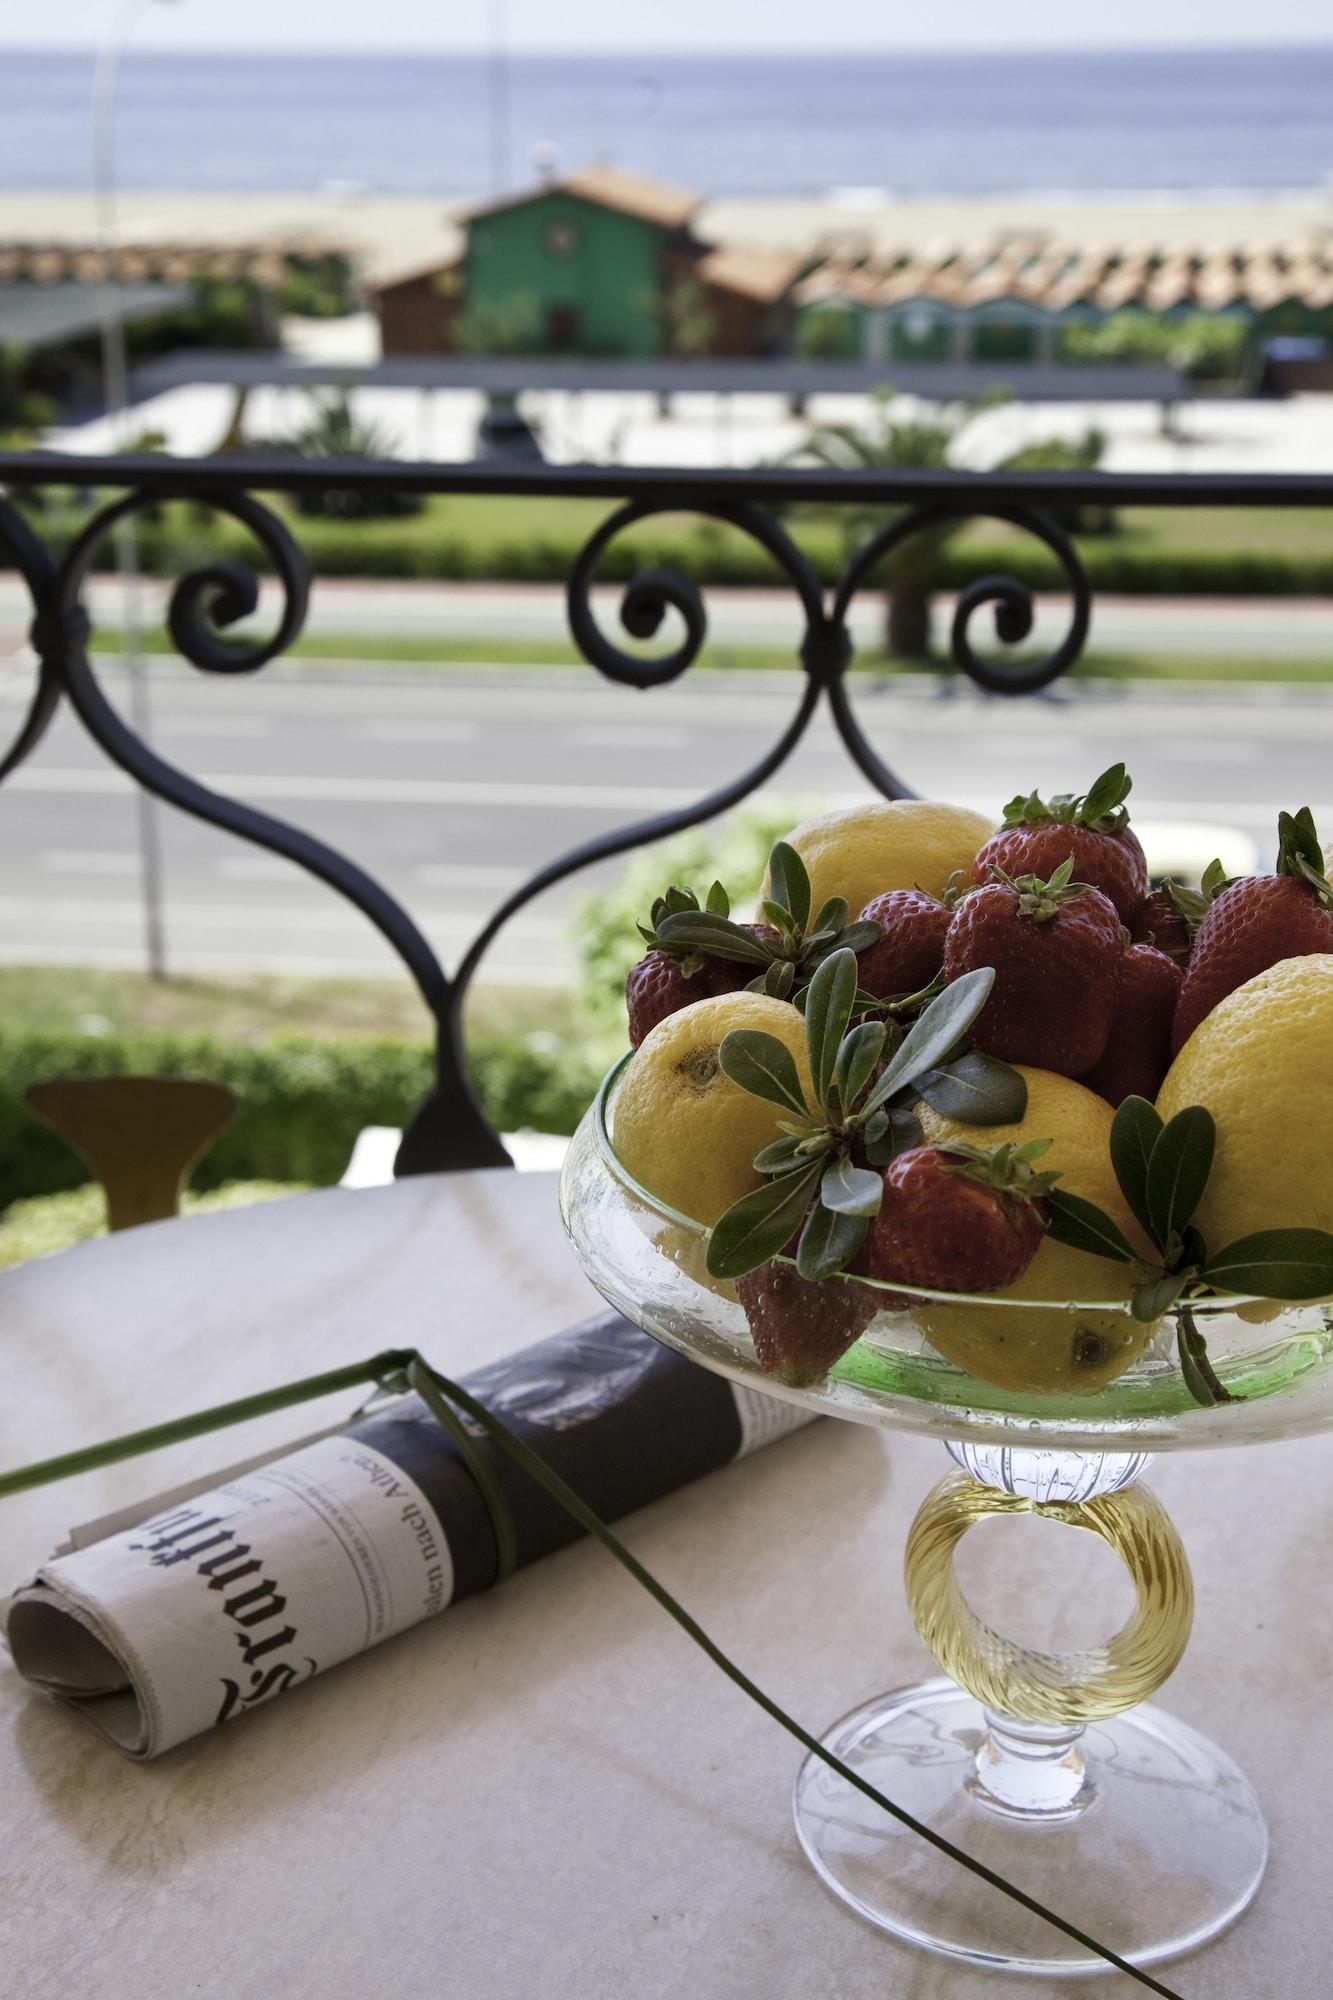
792, 1677, 1267, 1976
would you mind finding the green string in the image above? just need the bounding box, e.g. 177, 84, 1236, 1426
1, 1350, 1184, 1998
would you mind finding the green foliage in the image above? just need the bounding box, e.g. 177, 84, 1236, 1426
794, 305, 861, 361
1060, 312, 1251, 382
456, 294, 540, 356
273, 390, 425, 520
0, 1026, 605, 1213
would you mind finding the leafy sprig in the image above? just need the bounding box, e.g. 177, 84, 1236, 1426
1000, 762, 1133, 837
636, 879, 735, 978
654, 841, 880, 1002
1276, 805, 1333, 909
705, 949, 1026, 1282
1044, 1095, 1333, 1407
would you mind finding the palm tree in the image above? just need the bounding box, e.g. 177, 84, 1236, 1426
789, 389, 1104, 662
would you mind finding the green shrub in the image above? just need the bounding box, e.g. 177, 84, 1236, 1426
0, 1026, 606, 1212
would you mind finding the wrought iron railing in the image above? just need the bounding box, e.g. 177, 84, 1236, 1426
2, 452, 1330, 1173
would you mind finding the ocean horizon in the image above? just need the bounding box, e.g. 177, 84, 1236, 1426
4, 44, 1333, 200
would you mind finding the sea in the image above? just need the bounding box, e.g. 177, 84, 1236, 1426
3, 44, 1333, 198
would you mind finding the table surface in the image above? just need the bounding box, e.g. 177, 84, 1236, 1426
1, 1169, 1329, 2000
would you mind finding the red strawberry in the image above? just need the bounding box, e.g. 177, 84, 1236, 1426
1082, 944, 1183, 1108
1129, 889, 1192, 965
735, 1258, 877, 1387
625, 951, 716, 1048
1129, 861, 1229, 968
854, 1144, 1053, 1300
855, 888, 953, 999
1171, 811, 1333, 1053
973, 764, 1148, 920
943, 861, 1124, 1075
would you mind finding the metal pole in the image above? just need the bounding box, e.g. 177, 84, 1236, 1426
92, 0, 174, 981
487, 0, 510, 194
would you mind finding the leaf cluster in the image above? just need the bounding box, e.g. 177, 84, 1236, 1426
1276, 806, 1333, 909
705, 950, 1026, 1284
654, 840, 880, 1000
1000, 762, 1133, 837
1045, 1096, 1333, 1406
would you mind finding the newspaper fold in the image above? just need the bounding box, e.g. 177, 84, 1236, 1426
5, 1311, 814, 1759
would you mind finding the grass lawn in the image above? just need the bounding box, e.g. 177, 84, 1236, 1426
0, 963, 579, 1045
95, 626, 1333, 684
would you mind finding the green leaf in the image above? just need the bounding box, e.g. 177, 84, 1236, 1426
1144, 1105, 1215, 1255
803, 947, 859, 1109
718, 1030, 811, 1117
1201, 1229, 1333, 1299
705, 1161, 823, 1279
1132, 1271, 1186, 1322
821, 1155, 884, 1217
1044, 1189, 1140, 1266
809, 897, 849, 937
1110, 1096, 1161, 1241
1080, 762, 1131, 825
705, 880, 730, 917
914, 1050, 1027, 1125
834, 1020, 886, 1113
767, 841, 811, 934
859, 967, 996, 1116
829, 920, 881, 956
752, 1134, 808, 1175
796, 1203, 869, 1282
655, 913, 774, 965
863, 1107, 924, 1166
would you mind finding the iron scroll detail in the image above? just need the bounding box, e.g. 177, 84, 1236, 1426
0, 452, 1312, 1174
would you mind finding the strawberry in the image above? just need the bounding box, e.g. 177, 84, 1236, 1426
626, 950, 718, 1048
1081, 944, 1183, 1108
735, 1257, 877, 1387
973, 763, 1148, 921
943, 860, 1123, 1075
1171, 810, 1333, 1053
1129, 860, 1229, 968
855, 887, 954, 1000
1129, 889, 1192, 965
854, 1143, 1054, 1300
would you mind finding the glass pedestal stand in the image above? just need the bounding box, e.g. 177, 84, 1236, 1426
792, 1445, 1269, 1976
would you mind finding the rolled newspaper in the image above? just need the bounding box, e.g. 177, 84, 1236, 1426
4, 1311, 814, 1758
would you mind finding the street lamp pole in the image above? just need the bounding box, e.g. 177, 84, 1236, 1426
487, 0, 511, 194
91, 0, 175, 981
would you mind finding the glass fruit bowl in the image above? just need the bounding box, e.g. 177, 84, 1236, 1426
558, 1057, 1333, 1977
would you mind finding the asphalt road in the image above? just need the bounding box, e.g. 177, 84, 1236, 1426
1, 658, 1326, 988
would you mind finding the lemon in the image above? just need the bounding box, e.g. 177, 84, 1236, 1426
1157, 954, 1333, 1247
612, 993, 812, 1227
913, 1068, 1156, 1395
764, 800, 994, 923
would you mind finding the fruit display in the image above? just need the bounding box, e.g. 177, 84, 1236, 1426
608, 767, 1333, 1406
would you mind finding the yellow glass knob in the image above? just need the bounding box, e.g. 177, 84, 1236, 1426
904, 1470, 1194, 1725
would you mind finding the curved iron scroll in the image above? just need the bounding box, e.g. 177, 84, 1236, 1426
2, 452, 1309, 1175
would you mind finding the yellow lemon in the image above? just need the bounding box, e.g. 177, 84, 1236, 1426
913, 1068, 1155, 1395
611, 993, 812, 1227
1157, 954, 1333, 1249
763, 799, 994, 922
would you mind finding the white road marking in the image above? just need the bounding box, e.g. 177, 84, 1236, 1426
156, 716, 271, 739
0, 895, 564, 940
40, 849, 140, 875
412, 861, 527, 888
365, 720, 480, 744
565, 723, 691, 750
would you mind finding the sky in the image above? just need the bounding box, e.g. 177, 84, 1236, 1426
8, 0, 1333, 52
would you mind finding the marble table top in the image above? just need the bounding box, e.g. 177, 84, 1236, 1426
0, 1169, 1327, 1998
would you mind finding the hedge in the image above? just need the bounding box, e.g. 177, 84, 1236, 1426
0, 1027, 606, 1212
27, 498, 1333, 598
